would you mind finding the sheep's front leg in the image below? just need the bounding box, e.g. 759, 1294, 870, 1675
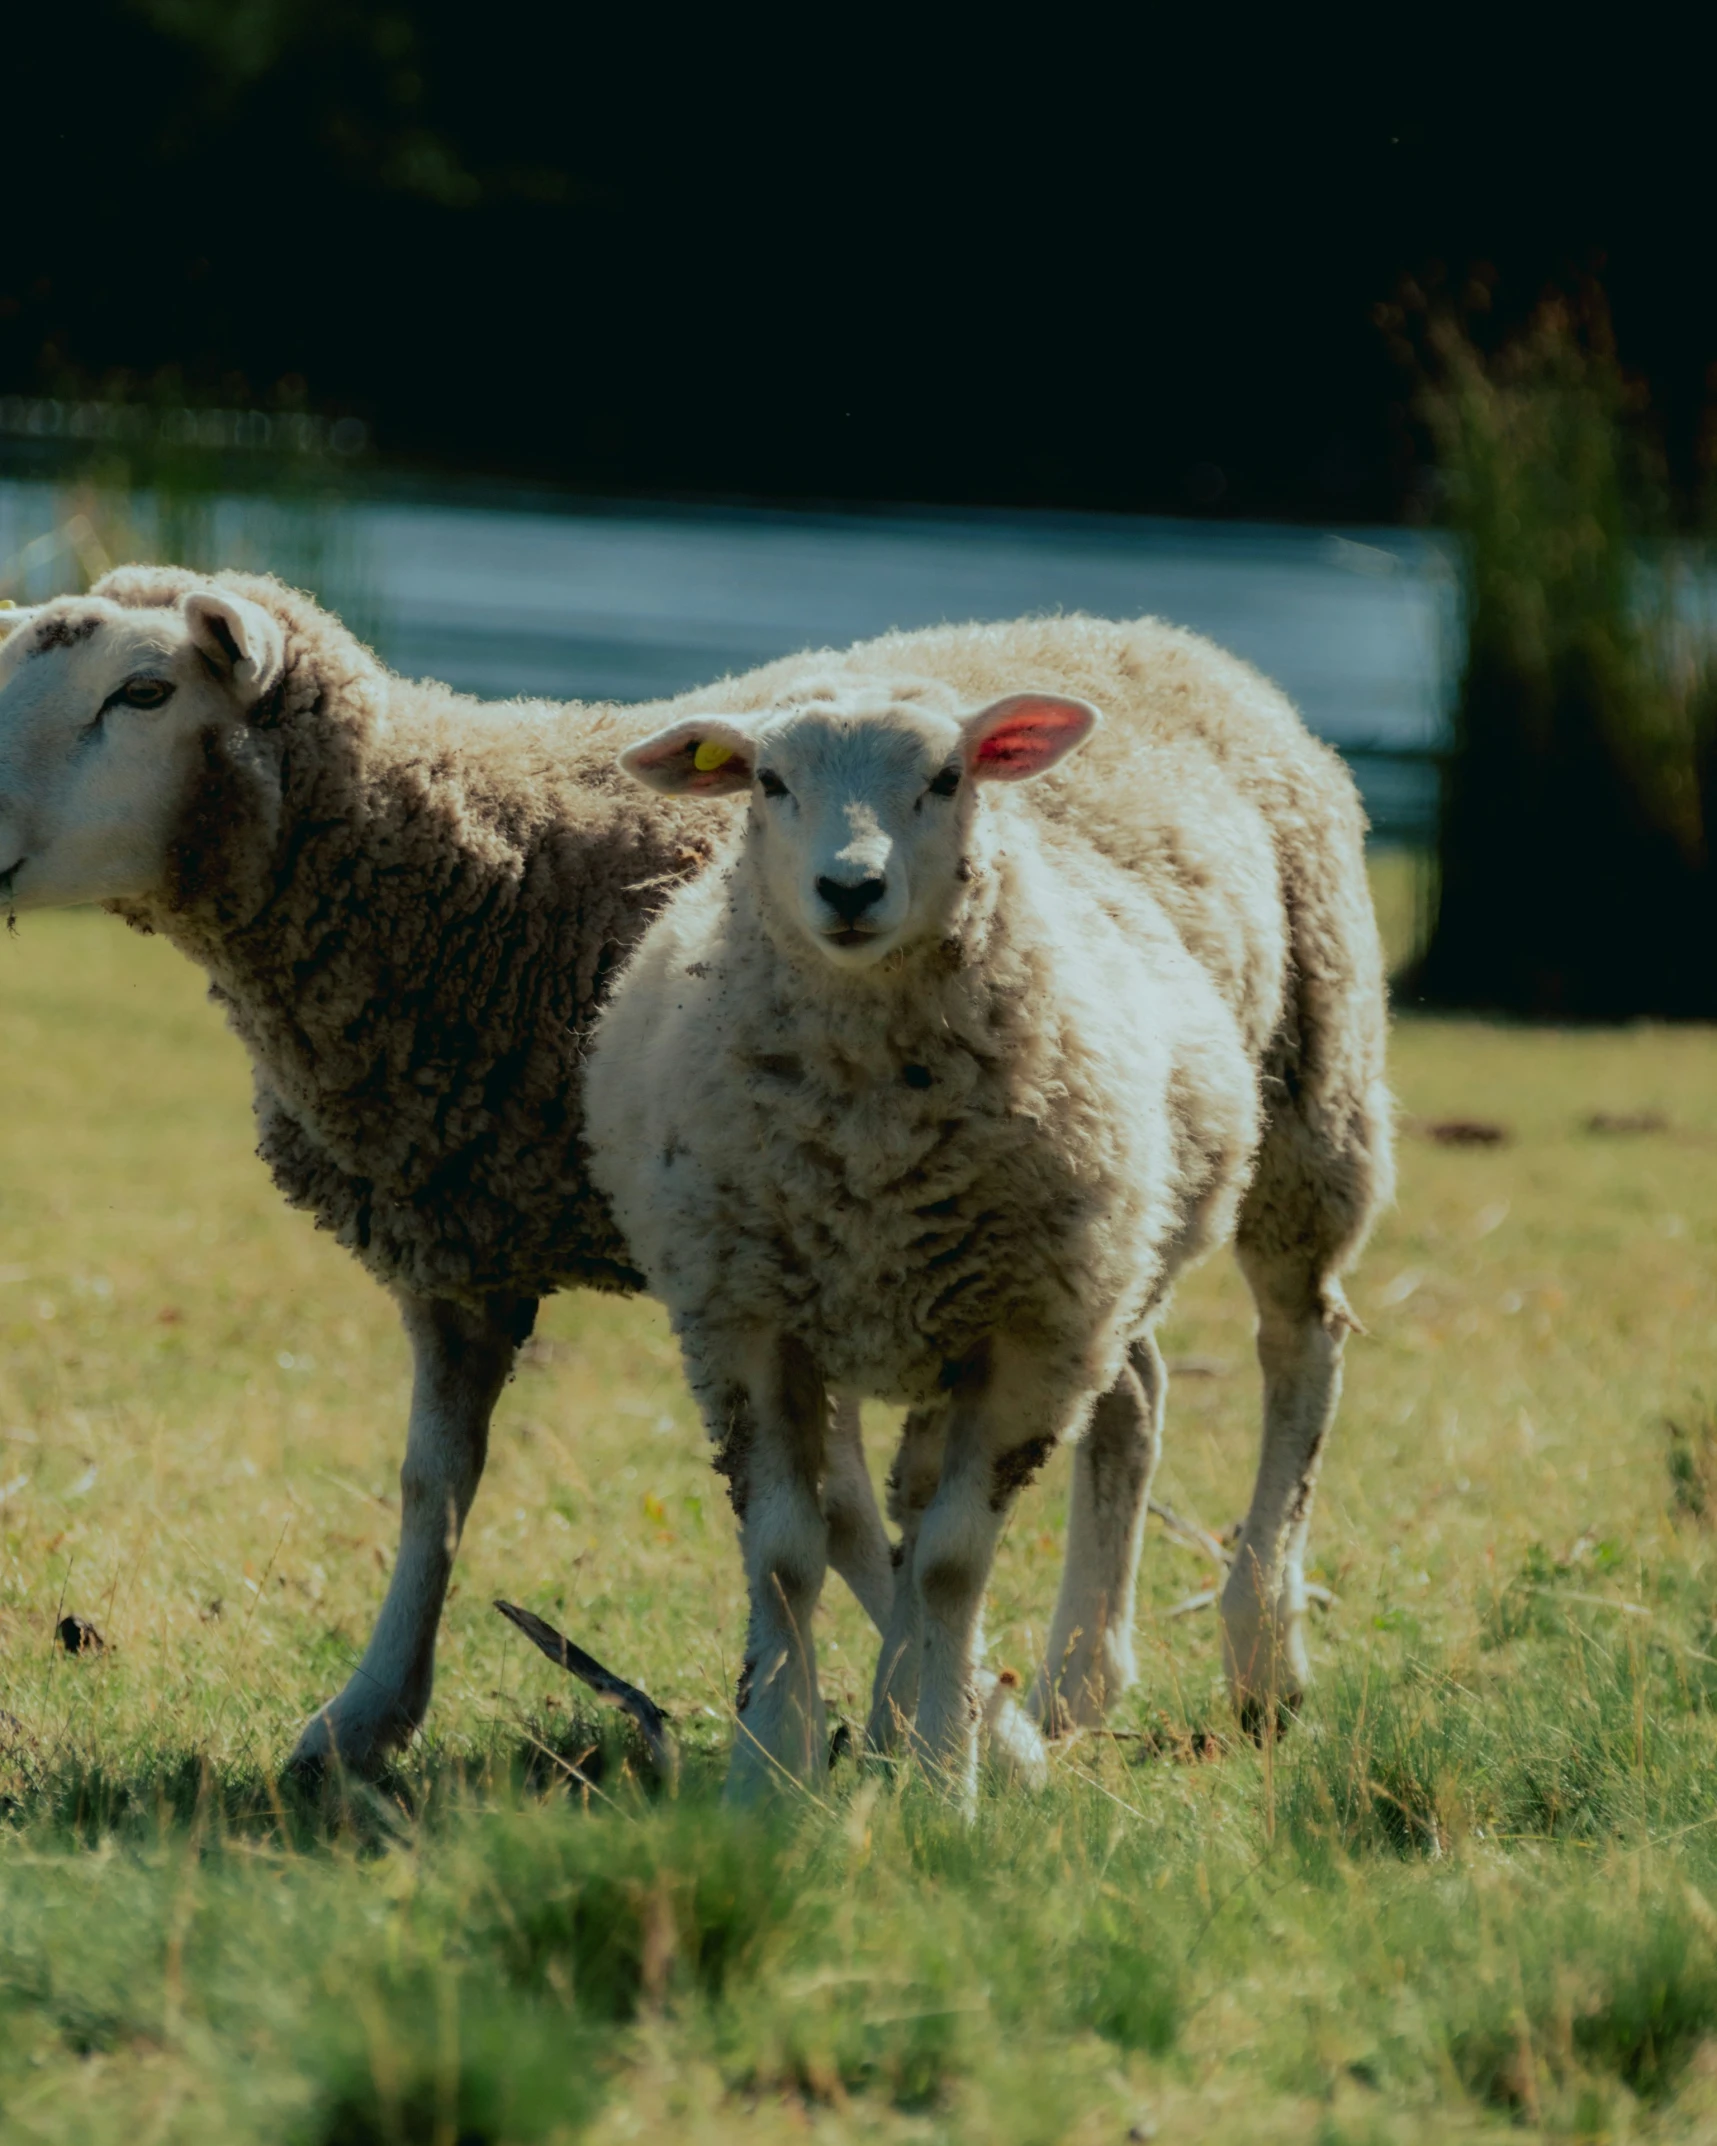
912, 1347, 1082, 1807
288, 1291, 535, 1779
1032, 1334, 1163, 1735
716, 1332, 832, 1802
865, 1404, 948, 1755
865, 1401, 1046, 1785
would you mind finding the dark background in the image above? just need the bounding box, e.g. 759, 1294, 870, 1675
3, 6, 1710, 520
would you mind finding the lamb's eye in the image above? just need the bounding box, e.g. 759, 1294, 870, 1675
119, 677, 175, 710
757, 768, 789, 799
926, 765, 961, 798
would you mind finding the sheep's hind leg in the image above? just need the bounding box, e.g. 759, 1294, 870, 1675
823, 1394, 894, 1631
719, 1333, 832, 1802
288, 1291, 535, 1780
1032, 1334, 1162, 1736
1220, 1251, 1354, 1731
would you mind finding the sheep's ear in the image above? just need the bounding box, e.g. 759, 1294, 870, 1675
184, 591, 285, 704
961, 693, 1100, 782
618, 717, 756, 797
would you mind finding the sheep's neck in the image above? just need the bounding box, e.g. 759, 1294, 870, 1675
117, 687, 707, 1194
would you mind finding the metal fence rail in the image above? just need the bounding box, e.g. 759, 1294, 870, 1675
0, 473, 1455, 843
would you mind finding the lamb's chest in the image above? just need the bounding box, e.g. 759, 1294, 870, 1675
713, 1067, 1092, 1400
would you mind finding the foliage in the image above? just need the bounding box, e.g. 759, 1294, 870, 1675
1406, 294, 1717, 1016
0, 430, 382, 654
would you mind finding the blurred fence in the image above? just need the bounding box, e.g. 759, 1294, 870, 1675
0, 473, 1455, 843
0, 398, 369, 459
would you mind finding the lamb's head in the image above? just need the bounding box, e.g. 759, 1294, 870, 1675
0, 585, 283, 910
619, 686, 1098, 970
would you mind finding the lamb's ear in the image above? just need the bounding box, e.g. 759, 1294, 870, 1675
618, 717, 756, 797
961, 693, 1100, 782
183, 591, 285, 705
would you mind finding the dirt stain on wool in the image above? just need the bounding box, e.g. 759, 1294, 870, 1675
29, 614, 100, 656
711, 1386, 754, 1518
990, 1433, 1057, 1511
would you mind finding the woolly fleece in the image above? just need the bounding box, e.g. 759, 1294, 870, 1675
93, 565, 727, 1305
589, 613, 1395, 1400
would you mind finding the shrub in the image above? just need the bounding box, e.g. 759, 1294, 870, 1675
1404, 293, 1717, 1017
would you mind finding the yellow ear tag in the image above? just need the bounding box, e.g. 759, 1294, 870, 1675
693, 738, 734, 773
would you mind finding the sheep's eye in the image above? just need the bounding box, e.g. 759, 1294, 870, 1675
926, 765, 961, 798
119, 677, 175, 710
757, 768, 789, 799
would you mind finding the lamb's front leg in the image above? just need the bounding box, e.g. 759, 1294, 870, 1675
713, 1331, 833, 1802
289, 1291, 535, 1778
865, 1401, 1046, 1785
865, 1403, 948, 1754
912, 1346, 1084, 1807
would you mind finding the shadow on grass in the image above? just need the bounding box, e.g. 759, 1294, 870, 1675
312, 2006, 605, 2146
1, 1706, 697, 1855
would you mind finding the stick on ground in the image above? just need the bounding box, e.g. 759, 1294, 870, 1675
1162, 1581, 1338, 1619
494, 1600, 679, 1788
1148, 1498, 1232, 1569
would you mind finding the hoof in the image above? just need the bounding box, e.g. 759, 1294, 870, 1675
1031, 1682, 1121, 1741
284, 1713, 340, 1787
1219, 1593, 1311, 1726
286, 1705, 407, 1786
864, 1690, 915, 1761
281, 1744, 332, 1793
1236, 1688, 1304, 1743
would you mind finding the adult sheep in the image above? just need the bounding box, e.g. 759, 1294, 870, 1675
0, 565, 905, 1774
584, 616, 1394, 1801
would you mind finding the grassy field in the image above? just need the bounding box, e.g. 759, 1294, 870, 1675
4, 897, 1717, 2143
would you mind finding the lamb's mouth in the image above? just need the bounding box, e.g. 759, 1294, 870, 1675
824, 925, 882, 950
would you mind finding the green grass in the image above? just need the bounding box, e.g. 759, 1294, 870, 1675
4, 901, 1717, 2141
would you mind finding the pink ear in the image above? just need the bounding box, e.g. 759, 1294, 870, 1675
618, 718, 755, 796
963, 693, 1100, 782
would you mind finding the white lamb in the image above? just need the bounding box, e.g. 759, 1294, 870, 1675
584, 614, 1393, 1802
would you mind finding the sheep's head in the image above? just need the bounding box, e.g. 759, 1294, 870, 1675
619, 687, 1098, 970
0, 585, 283, 911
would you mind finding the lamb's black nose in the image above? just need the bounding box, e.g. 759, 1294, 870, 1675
817, 873, 887, 927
